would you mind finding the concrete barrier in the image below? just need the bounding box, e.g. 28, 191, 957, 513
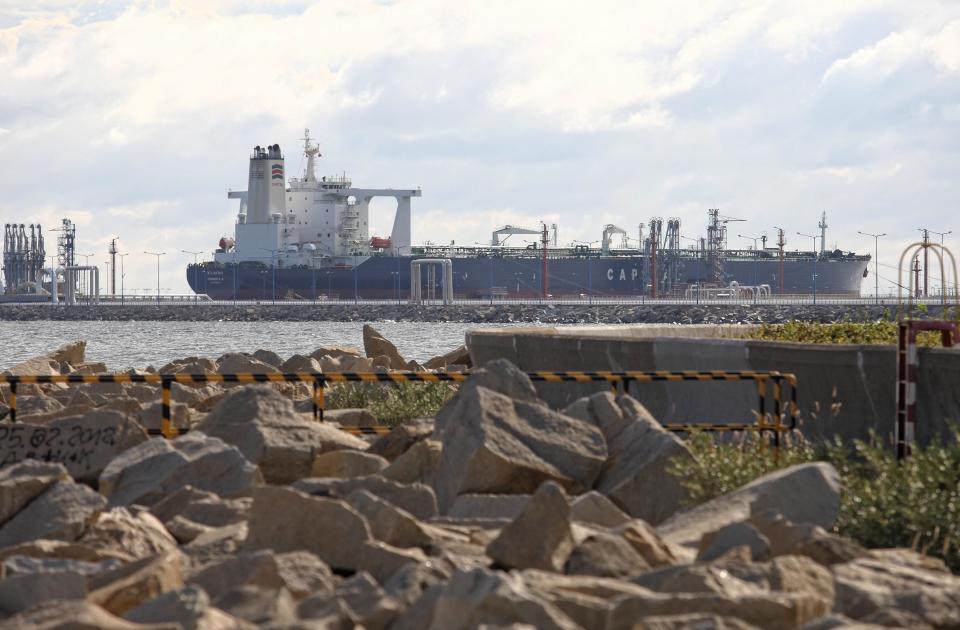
466, 325, 960, 445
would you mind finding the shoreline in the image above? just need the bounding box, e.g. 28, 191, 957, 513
0, 303, 911, 323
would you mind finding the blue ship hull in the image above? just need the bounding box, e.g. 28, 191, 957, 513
187, 254, 868, 299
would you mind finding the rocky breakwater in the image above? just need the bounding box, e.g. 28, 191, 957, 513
0, 302, 912, 324
0, 350, 955, 628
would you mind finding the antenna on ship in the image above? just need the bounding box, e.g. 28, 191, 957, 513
302, 128, 320, 183
819, 211, 828, 255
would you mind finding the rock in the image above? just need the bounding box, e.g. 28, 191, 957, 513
137, 401, 193, 433
320, 571, 403, 628
487, 481, 574, 572
4, 355, 60, 378
71, 362, 108, 375
1, 553, 121, 577
570, 392, 693, 525
0, 480, 106, 548
449, 494, 531, 520
123, 584, 246, 630
195, 385, 366, 484
87, 548, 186, 616
310, 345, 362, 361
77, 508, 177, 562
383, 560, 452, 607
569, 491, 631, 528
564, 530, 651, 578
294, 475, 438, 520
324, 407, 378, 426
215, 353, 279, 375
433, 372, 606, 512
750, 510, 867, 566
159, 356, 217, 374
311, 450, 389, 478
363, 324, 407, 370
0, 460, 68, 527
358, 540, 428, 584
251, 349, 283, 368
381, 439, 442, 485
181, 522, 248, 568
213, 585, 298, 626
0, 539, 124, 565
0, 411, 148, 483
347, 489, 436, 548
149, 486, 250, 530
627, 614, 763, 629
608, 589, 829, 630
634, 563, 760, 597
366, 421, 434, 461
99, 433, 262, 507
0, 570, 87, 616
466, 358, 540, 403
424, 344, 471, 370
0, 600, 161, 629
428, 567, 579, 629
698, 521, 771, 562
15, 394, 64, 417
657, 463, 842, 558
832, 552, 960, 626
615, 520, 679, 568
244, 486, 372, 572
274, 551, 337, 599
187, 550, 284, 600
50, 341, 86, 367
281, 353, 323, 373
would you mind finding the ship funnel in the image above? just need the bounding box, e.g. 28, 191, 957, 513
246, 142, 287, 223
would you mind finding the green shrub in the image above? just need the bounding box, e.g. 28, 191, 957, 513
668, 430, 960, 572
325, 381, 457, 426
749, 320, 946, 346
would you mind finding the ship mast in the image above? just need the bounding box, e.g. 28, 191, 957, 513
302, 128, 320, 183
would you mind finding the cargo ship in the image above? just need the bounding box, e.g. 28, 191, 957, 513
186, 131, 870, 300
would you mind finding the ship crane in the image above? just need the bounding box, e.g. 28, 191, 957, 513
491, 225, 540, 246
601, 224, 628, 255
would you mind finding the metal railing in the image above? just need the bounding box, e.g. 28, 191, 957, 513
0, 370, 798, 444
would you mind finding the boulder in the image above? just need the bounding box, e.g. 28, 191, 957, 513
181, 522, 248, 568
187, 550, 285, 600
305, 571, 403, 628
424, 344, 471, 370
433, 367, 607, 512
294, 475, 438, 520
123, 584, 247, 630
381, 439, 442, 485
657, 463, 842, 558
195, 385, 366, 484
0, 480, 106, 548
137, 401, 193, 434
280, 354, 322, 373
347, 489, 436, 548
15, 394, 64, 417
486, 481, 574, 572
0, 600, 159, 629
274, 551, 337, 599
244, 486, 372, 572
569, 491, 631, 528
749, 510, 867, 566
215, 353, 279, 375
99, 433, 262, 507
0, 570, 87, 617
324, 407, 378, 426
251, 349, 283, 368
428, 567, 579, 629
87, 548, 186, 616
615, 520, 679, 568
363, 324, 407, 370
310, 345, 362, 361
149, 486, 250, 530
50, 341, 86, 367
698, 521, 771, 562
564, 530, 651, 578
358, 540, 428, 585
567, 392, 692, 524
0, 460, 68, 527
212, 585, 298, 626
366, 421, 434, 461
311, 450, 389, 478
0, 411, 148, 483
159, 356, 217, 374
449, 494, 531, 521
78, 508, 177, 562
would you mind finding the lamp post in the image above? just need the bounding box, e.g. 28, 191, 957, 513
117, 253, 128, 304
232, 251, 238, 304
797, 233, 817, 304
737, 234, 763, 292
144, 251, 165, 304
927, 229, 953, 299
857, 231, 886, 304
259, 248, 279, 304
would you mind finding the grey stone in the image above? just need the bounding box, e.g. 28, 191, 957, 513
99, 432, 262, 507
564, 530, 651, 578
78, 507, 177, 562
280, 353, 323, 373
149, 485, 250, 529
381, 438, 442, 485
569, 491, 631, 528
216, 353, 279, 374
363, 324, 407, 370
449, 493, 531, 520
214, 585, 298, 626
357, 540, 428, 585
0, 571, 87, 616
698, 521, 771, 562
347, 489, 435, 548
87, 547, 186, 616
0, 480, 106, 548
312, 449, 389, 478
0, 460, 68, 528
366, 421, 434, 461
487, 481, 574, 572
195, 385, 367, 484
252, 349, 283, 368
294, 475, 438, 520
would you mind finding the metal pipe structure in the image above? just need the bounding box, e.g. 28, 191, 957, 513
410, 259, 453, 304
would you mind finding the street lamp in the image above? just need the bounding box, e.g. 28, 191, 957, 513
797, 232, 818, 304
77, 253, 93, 266
738, 234, 763, 291
144, 251, 165, 304
118, 253, 128, 304
926, 229, 953, 299
857, 231, 886, 304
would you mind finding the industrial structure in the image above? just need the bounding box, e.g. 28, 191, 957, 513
2, 224, 45, 295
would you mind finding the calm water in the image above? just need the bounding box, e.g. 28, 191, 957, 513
0, 320, 556, 370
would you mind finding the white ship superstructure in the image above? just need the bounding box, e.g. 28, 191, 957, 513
214, 129, 421, 268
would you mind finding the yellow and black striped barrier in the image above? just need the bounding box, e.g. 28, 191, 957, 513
0, 370, 798, 442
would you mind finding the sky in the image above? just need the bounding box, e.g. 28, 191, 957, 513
0, 0, 958, 295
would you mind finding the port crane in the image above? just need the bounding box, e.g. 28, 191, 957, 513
491, 225, 541, 246
601, 224, 629, 254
